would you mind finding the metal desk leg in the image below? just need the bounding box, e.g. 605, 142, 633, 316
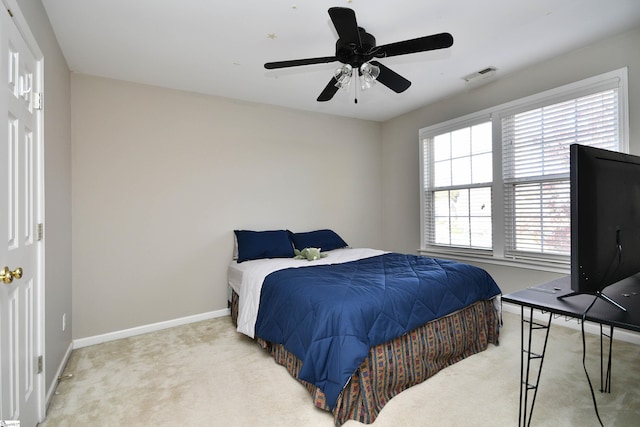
600, 324, 614, 393
518, 306, 552, 427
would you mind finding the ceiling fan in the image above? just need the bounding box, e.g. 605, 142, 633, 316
264, 7, 454, 102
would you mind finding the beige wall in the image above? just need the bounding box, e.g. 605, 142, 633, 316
71, 75, 383, 339
380, 26, 640, 295
16, 0, 72, 397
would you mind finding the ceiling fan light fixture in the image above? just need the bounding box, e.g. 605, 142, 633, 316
334, 64, 353, 89
359, 62, 380, 90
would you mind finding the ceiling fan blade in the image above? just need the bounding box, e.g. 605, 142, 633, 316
370, 61, 411, 93
328, 7, 361, 46
265, 56, 337, 70
317, 78, 340, 102
376, 33, 453, 58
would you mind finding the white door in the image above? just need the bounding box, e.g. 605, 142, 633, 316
0, 5, 43, 426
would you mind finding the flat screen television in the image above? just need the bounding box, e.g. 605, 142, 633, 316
561, 143, 640, 310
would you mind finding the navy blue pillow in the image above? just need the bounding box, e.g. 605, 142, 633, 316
290, 229, 348, 252
234, 230, 294, 263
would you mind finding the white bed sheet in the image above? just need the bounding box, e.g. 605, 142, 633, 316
231, 247, 386, 338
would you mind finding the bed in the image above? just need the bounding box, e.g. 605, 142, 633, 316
229, 229, 501, 425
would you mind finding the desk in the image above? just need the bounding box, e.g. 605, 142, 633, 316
502, 274, 640, 426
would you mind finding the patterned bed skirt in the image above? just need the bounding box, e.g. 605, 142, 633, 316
230, 290, 500, 426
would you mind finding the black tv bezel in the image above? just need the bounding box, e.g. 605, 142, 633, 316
570, 143, 640, 296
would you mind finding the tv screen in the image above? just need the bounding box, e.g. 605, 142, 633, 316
570, 144, 640, 296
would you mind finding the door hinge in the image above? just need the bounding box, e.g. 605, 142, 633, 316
37, 223, 44, 241
37, 355, 43, 374
32, 92, 43, 110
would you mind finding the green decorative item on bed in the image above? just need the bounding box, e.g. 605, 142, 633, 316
294, 247, 327, 261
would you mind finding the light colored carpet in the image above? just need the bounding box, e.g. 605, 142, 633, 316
39, 311, 640, 426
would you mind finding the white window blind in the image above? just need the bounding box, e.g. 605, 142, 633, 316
502, 88, 619, 259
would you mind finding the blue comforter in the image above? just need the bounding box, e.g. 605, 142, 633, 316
254, 253, 501, 410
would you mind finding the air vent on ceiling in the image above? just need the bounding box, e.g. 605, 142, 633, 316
463, 67, 497, 84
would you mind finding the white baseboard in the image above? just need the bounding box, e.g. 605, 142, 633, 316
501, 302, 640, 346
45, 341, 73, 409
73, 308, 231, 349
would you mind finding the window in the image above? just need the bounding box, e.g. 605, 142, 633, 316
423, 120, 493, 250
420, 68, 628, 269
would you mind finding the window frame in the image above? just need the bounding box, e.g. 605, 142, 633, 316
419, 68, 629, 273
420, 114, 494, 253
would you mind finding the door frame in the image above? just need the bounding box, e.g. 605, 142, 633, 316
1, 0, 45, 423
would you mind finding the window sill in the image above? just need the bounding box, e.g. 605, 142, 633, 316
417, 248, 570, 275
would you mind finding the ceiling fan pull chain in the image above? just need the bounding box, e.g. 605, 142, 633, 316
354, 79, 358, 104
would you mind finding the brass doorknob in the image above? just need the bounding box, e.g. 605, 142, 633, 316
1, 266, 23, 284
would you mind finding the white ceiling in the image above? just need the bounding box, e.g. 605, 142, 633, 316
41, 0, 640, 122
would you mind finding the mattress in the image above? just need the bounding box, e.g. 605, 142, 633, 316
227, 260, 245, 295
